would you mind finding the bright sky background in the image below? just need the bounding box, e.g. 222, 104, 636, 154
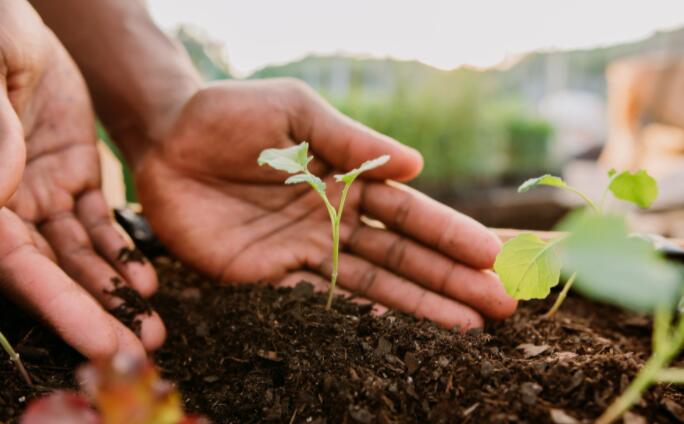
147, 0, 684, 76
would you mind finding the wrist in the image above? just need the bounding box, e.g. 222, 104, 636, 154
103, 75, 201, 168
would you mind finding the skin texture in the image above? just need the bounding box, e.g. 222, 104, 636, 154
10, 0, 518, 358
0, 0, 163, 359
132, 79, 517, 329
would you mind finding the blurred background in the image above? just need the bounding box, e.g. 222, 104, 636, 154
105, 0, 684, 235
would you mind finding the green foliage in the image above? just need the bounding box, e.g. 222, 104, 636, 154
505, 117, 553, 175
493, 234, 562, 300
258, 142, 389, 308
518, 175, 566, 192
285, 173, 326, 194
561, 213, 682, 313
608, 169, 658, 208
498, 168, 684, 422
257, 142, 311, 173
497, 168, 682, 313
335, 155, 389, 184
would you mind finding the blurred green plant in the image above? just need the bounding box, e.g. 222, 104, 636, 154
494, 169, 684, 423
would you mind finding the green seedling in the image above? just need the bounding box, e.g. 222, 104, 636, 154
0, 329, 32, 386
496, 169, 684, 423
494, 169, 661, 316
258, 142, 389, 309
596, 305, 684, 424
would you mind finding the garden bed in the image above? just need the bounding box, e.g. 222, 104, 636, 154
1, 257, 684, 423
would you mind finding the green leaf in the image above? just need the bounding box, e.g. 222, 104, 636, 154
334, 155, 390, 184
257, 142, 311, 174
494, 233, 562, 300
518, 175, 567, 193
608, 170, 658, 208
561, 213, 682, 314
285, 173, 326, 194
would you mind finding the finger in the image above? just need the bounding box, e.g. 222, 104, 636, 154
319, 253, 484, 330
24, 220, 57, 261
0, 89, 26, 206
0, 208, 120, 359
290, 81, 423, 181
361, 181, 502, 269
75, 190, 158, 297
348, 226, 516, 320
278, 271, 387, 314
105, 314, 146, 360
39, 212, 165, 352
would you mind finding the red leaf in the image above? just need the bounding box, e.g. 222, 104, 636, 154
20, 391, 100, 424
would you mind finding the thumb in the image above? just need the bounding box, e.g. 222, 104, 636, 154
292, 82, 423, 181
0, 86, 26, 206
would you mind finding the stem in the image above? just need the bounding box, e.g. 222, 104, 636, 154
565, 186, 600, 213
544, 272, 576, 318
598, 172, 620, 212
597, 311, 684, 423
0, 331, 32, 387
325, 182, 352, 310
326, 218, 340, 310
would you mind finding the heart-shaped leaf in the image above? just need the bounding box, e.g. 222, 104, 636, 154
494, 233, 562, 300
608, 170, 658, 208
334, 155, 390, 184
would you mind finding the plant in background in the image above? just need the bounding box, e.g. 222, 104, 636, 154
258, 142, 389, 309
21, 354, 206, 424
1, 330, 32, 387
494, 169, 663, 316
495, 169, 684, 423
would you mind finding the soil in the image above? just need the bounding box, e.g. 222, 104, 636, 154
2, 258, 684, 423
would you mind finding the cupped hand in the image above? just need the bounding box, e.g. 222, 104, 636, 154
133, 78, 517, 329
0, 0, 164, 358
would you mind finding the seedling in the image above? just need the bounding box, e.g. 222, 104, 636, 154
0, 329, 32, 387
258, 142, 389, 309
494, 169, 662, 316
495, 169, 684, 423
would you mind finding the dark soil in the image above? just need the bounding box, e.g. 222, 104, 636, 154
105, 276, 153, 337
1, 258, 684, 423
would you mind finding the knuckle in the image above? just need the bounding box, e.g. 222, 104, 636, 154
356, 264, 379, 295
385, 237, 408, 270
393, 192, 413, 228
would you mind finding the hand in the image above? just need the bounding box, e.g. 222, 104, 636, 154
0, 0, 164, 358
131, 78, 517, 329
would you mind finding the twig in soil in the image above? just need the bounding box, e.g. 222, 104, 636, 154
0, 330, 33, 387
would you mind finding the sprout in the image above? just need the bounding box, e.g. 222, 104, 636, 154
258, 142, 389, 309
0, 329, 32, 387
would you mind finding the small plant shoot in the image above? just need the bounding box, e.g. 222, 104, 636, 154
495, 169, 684, 422
258, 142, 389, 309
0, 329, 32, 387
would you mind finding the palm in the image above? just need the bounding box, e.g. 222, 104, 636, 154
4, 37, 164, 355
136, 80, 516, 328
136, 81, 362, 283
